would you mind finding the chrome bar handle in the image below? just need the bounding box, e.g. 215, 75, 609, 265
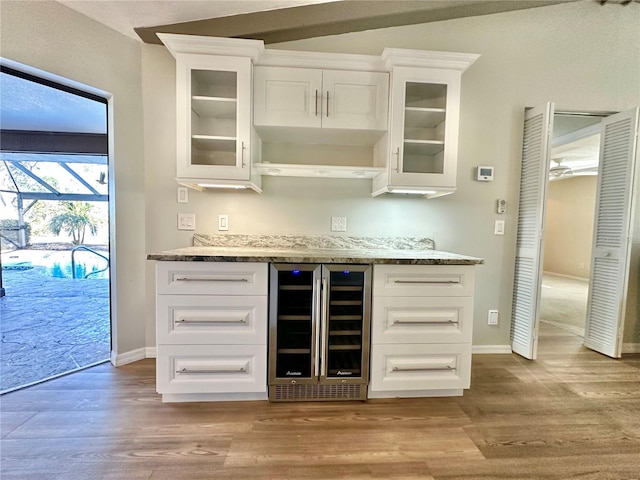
326, 91, 329, 117
314, 278, 322, 377
320, 278, 329, 377
177, 367, 246, 374
241, 141, 246, 167
392, 366, 454, 372
394, 147, 400, 172
393, 280, 460, 285
175, 276, 249, 282
315, 90, 318, 116
175, 318, 247, 325
393, 319, 458, 325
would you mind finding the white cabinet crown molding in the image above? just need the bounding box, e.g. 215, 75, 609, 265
158, 33, 265, 61
257, 49, 386, 72
382, 48, 480, 72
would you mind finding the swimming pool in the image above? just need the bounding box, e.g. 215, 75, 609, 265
1, 249, 110, 279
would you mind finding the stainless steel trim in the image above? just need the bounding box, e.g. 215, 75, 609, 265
314, 278, 321, 377
177, 367, 246, 374
320, 278, 329, 378
393, 280, 460, 284
175, 276, 249, 282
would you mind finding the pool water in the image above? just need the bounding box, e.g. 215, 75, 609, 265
1, 249, 109, 279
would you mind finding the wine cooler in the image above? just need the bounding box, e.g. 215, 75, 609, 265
268, 264, 371, 402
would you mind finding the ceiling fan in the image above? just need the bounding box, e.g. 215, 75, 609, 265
549, 158, 573, 180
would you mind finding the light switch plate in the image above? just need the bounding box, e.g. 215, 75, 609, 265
488, 310, 499, 325
494, 220, 505, 235
177, 213, 195, 231
218, 214, 229, 231
177, 187, 188, 204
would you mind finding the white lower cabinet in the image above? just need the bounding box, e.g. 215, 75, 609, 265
155, 262, 269, 402
157, 344, 267, 395
368, 264, 475, 398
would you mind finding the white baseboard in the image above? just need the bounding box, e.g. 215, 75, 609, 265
146, 346, 157, 358
111, 347, 147, 366
542, 271, 589, 282
472, 345, 512, 354
622, 343, 640, 354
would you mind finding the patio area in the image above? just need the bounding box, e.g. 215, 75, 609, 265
0, 251, 110, 393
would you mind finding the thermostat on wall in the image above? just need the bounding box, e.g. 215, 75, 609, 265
476, 166, 494, 181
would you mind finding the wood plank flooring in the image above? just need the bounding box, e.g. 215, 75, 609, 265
1, 324, 639, 480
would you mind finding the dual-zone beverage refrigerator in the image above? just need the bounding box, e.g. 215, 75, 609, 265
268, 264, 372, 401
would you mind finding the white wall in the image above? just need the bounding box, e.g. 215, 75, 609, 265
0, 1, 147, 359
142, 1, 640, 349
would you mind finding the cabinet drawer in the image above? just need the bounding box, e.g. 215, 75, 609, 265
157, 344, 267, 394
156, 262, 268, 296
157, 295, 267, 345
373, 264, 474, 297
369, 343, 471, 392
372, 296, 472, 344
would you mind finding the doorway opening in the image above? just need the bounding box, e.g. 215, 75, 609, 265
539, 113, 603, 344
0, 64, 111, 393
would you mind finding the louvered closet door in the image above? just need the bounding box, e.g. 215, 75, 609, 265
511, 103, 554, 360
585, 108, 639, 358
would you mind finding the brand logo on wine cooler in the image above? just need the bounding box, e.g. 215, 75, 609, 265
286, 371, 302, 376
336, 370, 353, 376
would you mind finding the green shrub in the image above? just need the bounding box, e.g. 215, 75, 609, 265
0, 219, 31, 248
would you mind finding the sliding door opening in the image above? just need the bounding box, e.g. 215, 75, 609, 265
0, 64, 111, 393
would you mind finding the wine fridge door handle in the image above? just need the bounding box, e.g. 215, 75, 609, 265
320, 277, 329, 378
314, 278, 322, 378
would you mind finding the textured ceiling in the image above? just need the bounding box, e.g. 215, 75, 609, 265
57, 0, 578, 44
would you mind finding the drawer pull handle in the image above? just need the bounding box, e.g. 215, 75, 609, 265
175, 277, 249, 283
175, 318, 247, 325
177, 367, 246, 374
392, 366, 455, 373
393, 319, 458, 325
393, 280, 460, 285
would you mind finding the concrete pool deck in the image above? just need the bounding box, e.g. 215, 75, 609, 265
0, 259, 110, 392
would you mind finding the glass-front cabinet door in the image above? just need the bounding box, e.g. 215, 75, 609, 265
175, 54, 252, 182
387, 66, 462, 190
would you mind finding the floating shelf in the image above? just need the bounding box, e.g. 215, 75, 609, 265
254, 162, 385, 179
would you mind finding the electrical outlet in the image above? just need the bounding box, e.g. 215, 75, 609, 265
177, 213, 195, 231
331, 216, 347, 232
488, 310, 499, 326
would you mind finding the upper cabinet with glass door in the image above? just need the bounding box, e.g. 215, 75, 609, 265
372, 50, 480, 198
159, 34, 264, 192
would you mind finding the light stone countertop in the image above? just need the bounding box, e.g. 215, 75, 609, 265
146, 245, 484, 265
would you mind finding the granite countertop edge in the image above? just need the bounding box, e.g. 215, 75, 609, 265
146, 247, 484, 265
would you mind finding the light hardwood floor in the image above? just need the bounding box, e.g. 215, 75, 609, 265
1, 324, 639, 480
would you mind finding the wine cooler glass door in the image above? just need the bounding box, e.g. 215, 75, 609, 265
322, 265, 371, 383
270, 265, 320, 383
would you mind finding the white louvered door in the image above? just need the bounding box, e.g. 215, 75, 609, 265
511, 103, 554, 359
584, 108, 639, 358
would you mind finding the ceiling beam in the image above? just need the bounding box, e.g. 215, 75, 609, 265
135, 0, 579, 45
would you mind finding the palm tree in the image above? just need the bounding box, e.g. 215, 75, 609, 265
48, 202, 101, 245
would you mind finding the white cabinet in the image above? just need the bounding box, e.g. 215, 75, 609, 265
372, 50, 479, 198
159, 34, 264, 192
368, 264, 475, 398
155, 262, 269, 402
254, 66, 389, 131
